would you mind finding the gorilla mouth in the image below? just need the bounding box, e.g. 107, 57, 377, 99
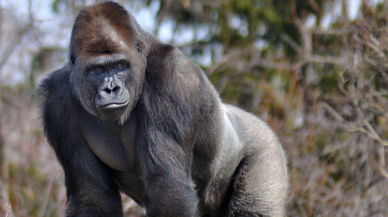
97, 100, 129, 109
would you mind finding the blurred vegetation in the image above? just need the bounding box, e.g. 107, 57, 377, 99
1, 0, 388, 216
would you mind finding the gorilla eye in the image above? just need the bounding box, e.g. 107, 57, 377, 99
116, 63, 123, 70
93, 67, 103, 74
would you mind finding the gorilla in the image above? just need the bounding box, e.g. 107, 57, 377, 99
38, 2, 289, 217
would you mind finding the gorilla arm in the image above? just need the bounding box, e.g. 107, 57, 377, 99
39, 66, 123, 217
135, 45, 206, 217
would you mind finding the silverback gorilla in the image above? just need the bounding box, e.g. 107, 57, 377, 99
38, 2, 289, 217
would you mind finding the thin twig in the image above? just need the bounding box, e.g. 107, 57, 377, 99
378, 146, 388, 179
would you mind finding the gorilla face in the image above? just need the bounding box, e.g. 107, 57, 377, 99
68, 9, 147, 124
88, 54, 131, 121
72, 50, 145, 124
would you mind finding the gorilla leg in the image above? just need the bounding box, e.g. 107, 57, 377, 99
228, 149, 288, 217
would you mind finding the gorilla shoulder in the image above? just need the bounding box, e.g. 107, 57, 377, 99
224, 104, 286, 154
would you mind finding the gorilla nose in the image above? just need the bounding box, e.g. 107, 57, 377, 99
103, 85, 121, 95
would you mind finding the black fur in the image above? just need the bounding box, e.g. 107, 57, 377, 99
39, 2, 289, 217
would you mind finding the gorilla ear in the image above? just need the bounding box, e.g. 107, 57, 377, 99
70, 53, 76, 65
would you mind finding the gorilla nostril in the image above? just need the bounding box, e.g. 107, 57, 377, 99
112, 86, 120, 93
103, 88, 112, 94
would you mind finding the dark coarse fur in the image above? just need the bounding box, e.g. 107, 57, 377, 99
38, 2, 289, 217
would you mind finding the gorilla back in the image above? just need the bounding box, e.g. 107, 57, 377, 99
38, 2, 289, 217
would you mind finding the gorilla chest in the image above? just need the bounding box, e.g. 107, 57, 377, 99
81, 116, 137, 172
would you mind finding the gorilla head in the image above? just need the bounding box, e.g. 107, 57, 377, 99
68, 2, 147, 124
